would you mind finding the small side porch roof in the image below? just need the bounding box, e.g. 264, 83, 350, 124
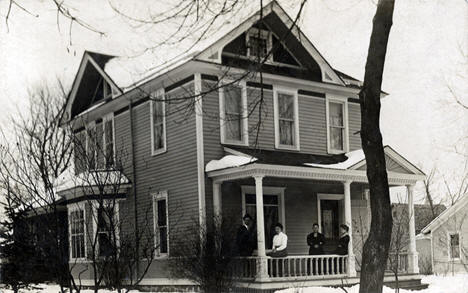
206, 146, 425, 185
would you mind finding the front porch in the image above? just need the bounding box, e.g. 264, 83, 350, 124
206, 147, 425, 288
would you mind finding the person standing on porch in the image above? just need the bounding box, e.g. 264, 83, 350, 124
307, 223, 325, 275
333, 224, 350, 274
236, 214, 255, 256
307, 223, 325, 255
267, 223, 288, 257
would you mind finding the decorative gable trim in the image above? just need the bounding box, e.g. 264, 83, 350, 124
64, 52, 123, 123
195, 1, 345, 85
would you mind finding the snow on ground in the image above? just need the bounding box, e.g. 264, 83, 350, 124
1, 275, 467, 292
276, 274, 468, 293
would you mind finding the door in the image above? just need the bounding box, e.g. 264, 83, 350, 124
245, 193, 279, 250
321, 199, 340, 252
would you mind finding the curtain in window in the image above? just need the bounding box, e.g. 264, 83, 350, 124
224, 85, 243, 141
152, 101, 165, 151
329, 102, 344, 151
278, 93, 294, 145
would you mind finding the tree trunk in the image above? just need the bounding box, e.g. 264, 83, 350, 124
358, 1, 395, 293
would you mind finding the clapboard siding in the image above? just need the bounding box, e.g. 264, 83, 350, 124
348, 103, 362, 151
114, 82, 199, 253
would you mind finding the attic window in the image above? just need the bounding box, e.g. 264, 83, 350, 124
247, 28, 271, 60
93, 78, 113, 102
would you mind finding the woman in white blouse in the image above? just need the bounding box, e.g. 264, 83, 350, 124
267, 223, 288, 257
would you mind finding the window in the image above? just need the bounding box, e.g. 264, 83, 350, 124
274, 88, 299, 150
247, 28, 271, 60
103, 115, 114, 167
96, 205, 117, 257
219, 81, 248, 145
150, 89, 167, 155
69, 206, 86, 260
93, 78, 113, 102
153, 191, 169, 256
86, 123, 97, 170
327, 98, 348, 154
449, 233, 461, 260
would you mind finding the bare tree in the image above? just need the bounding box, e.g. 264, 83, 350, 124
358, 1, 396, 292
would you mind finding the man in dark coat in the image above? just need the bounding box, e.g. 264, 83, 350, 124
333, 224, 350, 274
236, 214, 255, 256
306, 223, 325, 275
307, 223, 325, 255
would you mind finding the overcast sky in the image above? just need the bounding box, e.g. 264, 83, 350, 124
0, 0, 467, 204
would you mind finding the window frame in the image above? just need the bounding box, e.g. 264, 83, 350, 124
447, 231, 462, 261
153, 191, 169, 258
219, 80, 249, 146
85, 122, 98, 170
102, 114, 115, 168
68, 202, 87, 262
273, 86, 300, 150
150, 88, 167, 156
91, 200, 120, 258
246, 28, 273, 61
326, 96, 349, 154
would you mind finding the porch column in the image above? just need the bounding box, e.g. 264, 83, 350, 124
254, 175, 269, 281
343, 180, 356, 277
213, 181, 222, 229
407, 184, 419, 274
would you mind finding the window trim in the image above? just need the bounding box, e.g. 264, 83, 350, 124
68, 202, 87, 262
150, 88, 167, 156
246, 28, 273, 62
447, 231, 462, 261
85, 121, 97, 171
91, 200, 121, 258
102, 113, 115, 168
219, 80, 249, 146
273, 86, 300, 151
326, 96, 349, 154
153, 191, 169, 258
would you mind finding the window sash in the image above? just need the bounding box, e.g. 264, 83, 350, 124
328, 101, 346, 152
450, 234, 460, 259
154, 196, 168, 255
86, 127, 97, 170
276, 92, 296, 147
152, 99, 166, 153
223, 85, 244, 142
70, 210, 85, 259
104, 119, 114, 167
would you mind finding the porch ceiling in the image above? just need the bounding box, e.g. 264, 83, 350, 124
207, 162, 425, 185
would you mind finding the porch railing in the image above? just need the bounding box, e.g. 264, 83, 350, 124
387, 252, 408, 273
233, 255, 348, 280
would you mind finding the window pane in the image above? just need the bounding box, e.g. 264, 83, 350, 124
159, 227, 168, 253
263, 195, 278, 205
226, 114, 242, 141
153, 124, 164, 150
105, 120, 114, 166
249, 35, 267, 58
153, 101, 164, 124
330, 127, 344, 151
225, 86, 242, 114
245, 194, 256, 205
224, 86, 243, 141
329, 103, 343, 127
157, 200, 167, 227
279, 120, 293, 145
278, 93, 294, 120
451, 234, 460, 258
98, 233, 112, 257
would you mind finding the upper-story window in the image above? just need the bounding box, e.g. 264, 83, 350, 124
449, 232, 461, 260
103, 115, 114, 168
247, 28, 272, 60
150, 89, 167, 156
274, 88, 299, 150
153, 191, 169, 256
86, 123, 97, 170
327, 98, 348, 154
219, 81, 248, 145
94, 78, 113, 102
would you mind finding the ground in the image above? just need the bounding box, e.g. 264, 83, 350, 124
277, 274, 468, 293
1, 274, 467, 292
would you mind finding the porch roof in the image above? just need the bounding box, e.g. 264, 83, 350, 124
206, 146, 425, 185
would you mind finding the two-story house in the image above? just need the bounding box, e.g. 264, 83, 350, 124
57, 1, 427, 291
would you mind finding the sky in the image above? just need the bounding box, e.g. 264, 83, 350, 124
0, 0, 467, 205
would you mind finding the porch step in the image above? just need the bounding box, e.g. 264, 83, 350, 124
385, 279, 429, 291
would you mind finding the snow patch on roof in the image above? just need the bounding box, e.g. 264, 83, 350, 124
206, 155, 257, 172
56, 169, 131, 193
305, 149, 364, 170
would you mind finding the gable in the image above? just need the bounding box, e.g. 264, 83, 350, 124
357, 154, 413, 174
65, 52, 122, 122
